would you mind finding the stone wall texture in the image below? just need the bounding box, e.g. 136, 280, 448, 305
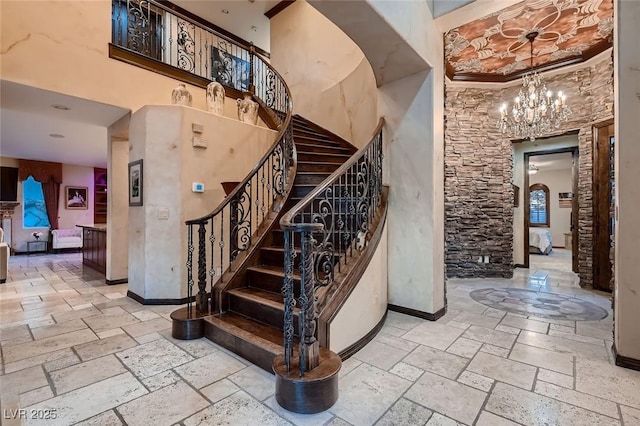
444, 56, 614, 283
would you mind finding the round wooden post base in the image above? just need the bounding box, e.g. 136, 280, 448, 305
170, 306, 207, 340
273, 347, 341, 414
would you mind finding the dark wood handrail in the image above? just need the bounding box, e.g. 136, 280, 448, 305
186, 50, 294, 225
280, 118, 384, 232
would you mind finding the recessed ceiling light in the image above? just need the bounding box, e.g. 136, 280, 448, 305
51, 104, 70, 111
49, 133, 65, 138
221, 9, 229, 14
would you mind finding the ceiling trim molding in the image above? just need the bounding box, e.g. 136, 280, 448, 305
446, 39, 612, 83
265, 0, 296, 19
157, 0, 270, 58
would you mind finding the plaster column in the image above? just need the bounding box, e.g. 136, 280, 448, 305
613, 0, 640, 367
106, 137, 129, 283
381, 70, 446, 318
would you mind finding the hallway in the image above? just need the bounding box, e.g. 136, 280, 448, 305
0, 253, 638, 425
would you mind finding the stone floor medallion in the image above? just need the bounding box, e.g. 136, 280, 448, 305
469, 288, 608, 320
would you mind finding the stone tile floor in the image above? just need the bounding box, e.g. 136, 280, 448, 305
1, 253, 639, 425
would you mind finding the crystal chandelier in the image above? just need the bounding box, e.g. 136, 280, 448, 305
497, 31, 571, 141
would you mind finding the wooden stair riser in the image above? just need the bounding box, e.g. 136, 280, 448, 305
247, 267, 301, 295
204, 315, 281, 372
297, 162, 342, 173
294, 173, 333, 185
260, 246, 340, 271
228, 291, 299, 331
297, 152, 352, 164
293, 134, 343, 146
294, 143, 352, 154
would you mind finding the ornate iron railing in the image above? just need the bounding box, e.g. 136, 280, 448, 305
111, 0, 279, 103
279, 119, 384, 375
183, 64, 294, 315
114, 0, 296, 316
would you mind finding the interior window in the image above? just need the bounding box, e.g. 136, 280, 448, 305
530, 183, 550, 227
23, 176, 51, 228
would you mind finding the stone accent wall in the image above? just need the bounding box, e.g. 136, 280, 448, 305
444, 57, 614, 283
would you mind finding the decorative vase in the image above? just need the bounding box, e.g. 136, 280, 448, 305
237, 94, 258, 125
206, 82, 225, 115
171, 83, 192, 106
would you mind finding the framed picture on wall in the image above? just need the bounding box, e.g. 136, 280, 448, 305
513, 184, 520, 207
65, 186, 88, 210
129, 159, 143, 206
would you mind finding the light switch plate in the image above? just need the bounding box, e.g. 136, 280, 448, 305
192, 182, 205, 193
158, 207, 169, 220
192, 123, 203, 133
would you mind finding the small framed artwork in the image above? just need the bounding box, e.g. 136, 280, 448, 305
128, 159, 143, 206
559, 192, 573, 208
513, 184, 520, 207
65, 186, 88, 210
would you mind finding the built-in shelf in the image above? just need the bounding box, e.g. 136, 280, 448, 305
94, 168, 107, 224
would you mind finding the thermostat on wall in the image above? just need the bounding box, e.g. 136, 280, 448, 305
192, 182, 205, 193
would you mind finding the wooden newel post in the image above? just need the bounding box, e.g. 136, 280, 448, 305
299, 231, 320, 373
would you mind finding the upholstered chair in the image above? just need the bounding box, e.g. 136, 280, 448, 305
0, 227, 9, 284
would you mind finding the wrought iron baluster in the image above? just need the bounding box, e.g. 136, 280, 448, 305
298, 231, 319, 376
186, 224, 194, 316
219, 210, 224, 283
209, 219, 216, 312
282, 229, 296, 372
196, 222, 207, 315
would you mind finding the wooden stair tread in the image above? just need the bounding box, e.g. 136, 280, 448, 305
228, 287, 301, 314
206, 312, 284, 349
247, 264, 300, 280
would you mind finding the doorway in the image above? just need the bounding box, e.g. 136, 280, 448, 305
523, 146, 579, 273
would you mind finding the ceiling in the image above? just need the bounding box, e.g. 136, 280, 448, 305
171, 0, 280, 52
530, 152, 573, 171
445, 0, 614, 82
0, 81, 129, 168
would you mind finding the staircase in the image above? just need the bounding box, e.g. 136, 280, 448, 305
203, 115, 357, 372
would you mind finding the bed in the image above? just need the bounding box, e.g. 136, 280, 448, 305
529, 228, 553, 255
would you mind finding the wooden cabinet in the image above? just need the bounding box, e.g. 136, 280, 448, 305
94, 168, 107, 224
79, 226, 106, 274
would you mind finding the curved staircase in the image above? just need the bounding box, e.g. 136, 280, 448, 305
204, 115, 357, 372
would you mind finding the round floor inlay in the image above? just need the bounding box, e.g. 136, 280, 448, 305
469, 288, 608, 321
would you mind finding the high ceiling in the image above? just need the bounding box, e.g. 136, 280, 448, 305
445, 0, 614, 82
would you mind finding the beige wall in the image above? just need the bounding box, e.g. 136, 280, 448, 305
0, 0, 268, 127
107, 137, 129, 282
330, 224, 388, 353
270, 0, 378, 148
375, 4, 445, 316
0, 157, 94, 252
530, 168, 574, 247
290, 0, 446, 316
128, 106, 277, 300
614, 0, 640, 362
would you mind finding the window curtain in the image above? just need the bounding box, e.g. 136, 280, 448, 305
18, 160, 62, 230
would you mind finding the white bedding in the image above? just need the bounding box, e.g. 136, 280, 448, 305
529, 228, 553, 254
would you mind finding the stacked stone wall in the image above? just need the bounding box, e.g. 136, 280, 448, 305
444, 57, 614, 284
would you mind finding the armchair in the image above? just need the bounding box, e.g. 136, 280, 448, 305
0, 227, 8, 283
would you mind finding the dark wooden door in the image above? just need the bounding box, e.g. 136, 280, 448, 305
593, 120, 615, 291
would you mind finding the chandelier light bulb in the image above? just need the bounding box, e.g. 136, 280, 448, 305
496, 31, 571, 141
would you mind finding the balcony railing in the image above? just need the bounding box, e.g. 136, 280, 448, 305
110, 0, 276, 103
